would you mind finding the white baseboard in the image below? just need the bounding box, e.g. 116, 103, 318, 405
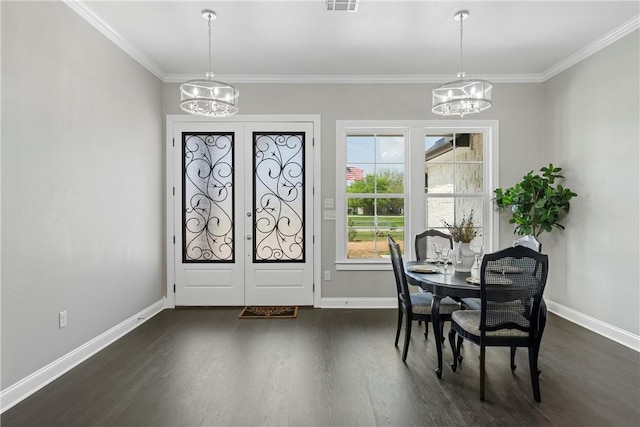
0, 298, 167, 413
320, 297, 396, 309
546, 299, 639, 352
319, 297, 640, 352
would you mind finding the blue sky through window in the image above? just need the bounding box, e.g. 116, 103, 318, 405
346, 135, 404, 179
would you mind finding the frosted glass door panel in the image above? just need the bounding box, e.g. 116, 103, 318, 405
253, 132, 305, 262
183, 133, 234, 263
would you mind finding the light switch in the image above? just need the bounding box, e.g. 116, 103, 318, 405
324, 211, 336, 220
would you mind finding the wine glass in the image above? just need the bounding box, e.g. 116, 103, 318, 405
441, 248, 452, 274
433, 243, 443, 267
469, 238, 484, 275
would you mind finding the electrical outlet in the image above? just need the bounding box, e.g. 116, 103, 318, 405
59, 311, 67, 328
324, 270, 331, 281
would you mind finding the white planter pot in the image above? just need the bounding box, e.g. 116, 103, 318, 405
513, 234, 541, 252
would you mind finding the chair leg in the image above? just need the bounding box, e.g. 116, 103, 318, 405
448, 328, 458, 371
536, 301, 547, 378
424, 320, 429, 340
456, 336, 464, 363
480, 345, 486, 401
510, 346, 517, 372
394, 309, 403, 347
402, 318, 412, 362
529, 346, 542, 402
440, 321, 446, 346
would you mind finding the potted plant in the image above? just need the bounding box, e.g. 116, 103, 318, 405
493, 164, 578, 247
442, 210, 479, 272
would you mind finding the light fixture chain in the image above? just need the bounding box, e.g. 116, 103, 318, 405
459, 14, 463, 75
208, 14, 213, 75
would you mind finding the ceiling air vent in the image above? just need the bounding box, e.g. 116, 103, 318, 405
326, 0, 359, 12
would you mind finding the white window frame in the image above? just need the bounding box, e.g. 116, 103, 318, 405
335, 120, 499, 271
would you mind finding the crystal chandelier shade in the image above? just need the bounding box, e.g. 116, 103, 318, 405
432, 74, 492, 116
180, 73, 239, 117
180, 10, 239, 117
432, 10, 492, 117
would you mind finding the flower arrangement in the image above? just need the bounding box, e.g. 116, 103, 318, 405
442, 210, 478, 243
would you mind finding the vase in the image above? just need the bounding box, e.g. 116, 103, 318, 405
454, 241, 475, 272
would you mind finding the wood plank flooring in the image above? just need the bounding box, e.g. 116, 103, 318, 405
2, 308, 639, 426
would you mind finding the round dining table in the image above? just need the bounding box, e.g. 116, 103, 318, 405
403, 260, 481, 378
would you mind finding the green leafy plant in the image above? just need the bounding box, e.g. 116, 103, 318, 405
442, 210, 478, 243
347, 218, 357, 241
494, 164, 578, 237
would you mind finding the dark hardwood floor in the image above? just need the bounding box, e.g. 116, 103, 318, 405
2, 308, 639, 426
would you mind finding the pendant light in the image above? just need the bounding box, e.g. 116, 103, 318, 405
180, 10, 239, 117
432, 10, 492, 117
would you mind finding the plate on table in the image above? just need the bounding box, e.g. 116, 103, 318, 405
407, 265, 440, 274
489, 265, 523, 274
466, 277, 480, 285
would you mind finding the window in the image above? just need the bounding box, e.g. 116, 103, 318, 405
344, 133, 406, 260
424, 132, 485, 241
335, 121, 497, 270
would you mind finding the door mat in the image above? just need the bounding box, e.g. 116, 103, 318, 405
239, 306, 298, 319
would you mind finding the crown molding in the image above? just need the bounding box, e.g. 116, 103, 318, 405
542, 14, 639, 81
63, 0, 166, 81
65, 1, 637, 85
165, 73, 544, 84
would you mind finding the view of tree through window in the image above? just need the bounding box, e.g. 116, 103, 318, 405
336, 122, 495, 267
345, 134, 405, 259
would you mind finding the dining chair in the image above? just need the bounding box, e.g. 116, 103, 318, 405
415, 229, 453, 261
462, 237, 542, 310
448, 245, 549, 402
388, 235, 460, 362
414, 229, 455, 331
461, 238, 546, 371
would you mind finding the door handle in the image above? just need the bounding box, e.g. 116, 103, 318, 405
246, 235, 252, 240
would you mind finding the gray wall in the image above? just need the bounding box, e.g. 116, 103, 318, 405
1, 2, 164, 388
164, 82, 544, 298
2, 0, 636, 394
542, 31, 640, 335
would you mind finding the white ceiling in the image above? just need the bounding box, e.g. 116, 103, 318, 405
71, 0, 639, 83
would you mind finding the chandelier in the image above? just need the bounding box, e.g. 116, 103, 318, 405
180, 10, 239, 117
432, 10, 492, 117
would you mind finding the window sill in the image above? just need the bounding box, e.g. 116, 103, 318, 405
335, 261, 392, 271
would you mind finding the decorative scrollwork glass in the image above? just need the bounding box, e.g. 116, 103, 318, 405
183, 133, 234, 262
253, 132, 305, 262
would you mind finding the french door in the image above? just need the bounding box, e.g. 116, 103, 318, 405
171, 120, 314, 306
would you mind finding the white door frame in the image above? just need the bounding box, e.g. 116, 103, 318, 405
165, 114, 322, 308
